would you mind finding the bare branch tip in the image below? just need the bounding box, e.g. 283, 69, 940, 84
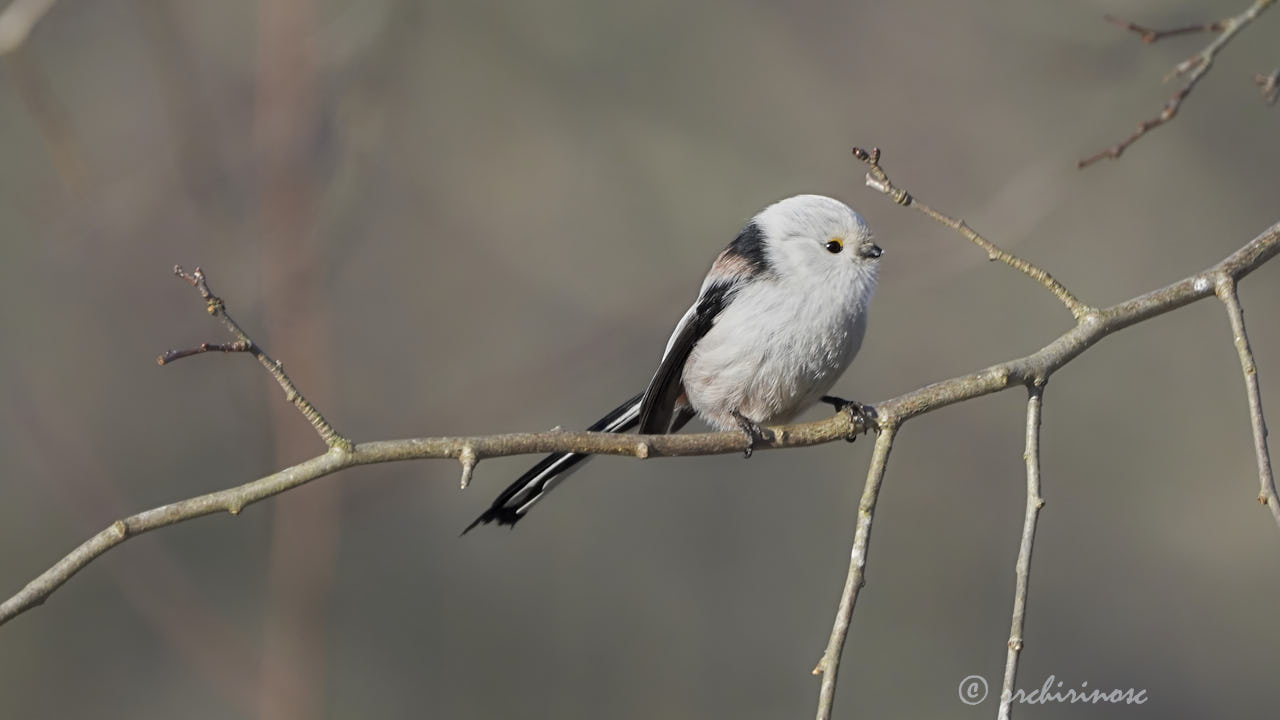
850, 146, 882, 166
458, 446, 478, 489
172, 264, 205, 287
1103, 15, 1157, 43
1255, 69, 1280, 103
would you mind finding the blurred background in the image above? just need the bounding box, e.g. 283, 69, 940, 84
2, 1, 1279, 718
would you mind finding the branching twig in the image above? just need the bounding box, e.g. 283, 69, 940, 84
158, 266, 352, 452
0, 413, 874, 627
812, 425, 896, 720
998, 385, 1047, 720
852, 147, 1091, 320
1214, 276, 1280, 529
2, 188, 1279, 720
1103, 14, 1223, 44
0, 0, 56, 55
825, 151, 1279, 718
1080, 0, 1276, 168
1255, 68, 1280, 104
2, 219, 1276, 634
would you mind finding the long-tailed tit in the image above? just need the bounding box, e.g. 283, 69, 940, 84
464, 194, 882, 532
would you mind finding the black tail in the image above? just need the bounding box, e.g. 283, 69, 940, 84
462, 392, 645, 533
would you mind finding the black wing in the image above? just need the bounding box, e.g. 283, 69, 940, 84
636, 280, 736, 433
464, 220, 761, 532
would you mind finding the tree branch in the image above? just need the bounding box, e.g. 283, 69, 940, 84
812, 425, 896, 720
811, 150, 1280, 718
2, 170, 1279, 720
1, 219, 1275, 635
158, 266, 352, 452
998, 385, 1047, 720
852, 147, 1091, 321
1215, 276, 1280, 528
1080, 0, 1276, 168
0, 415, 873, 627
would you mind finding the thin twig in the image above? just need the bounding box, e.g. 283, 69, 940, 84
852, 147, 1091, 320
997, 385, 1047, 720
1214, 276, 1280, 529
0, 0, 56, 55
1080, 0, 1276, 168
157, 341, 252, 364
161, 266, 352, 452
812, 426, 896, 720
1, 220, 1278, 632
1255, 68, 1280, 104
1103, 14, 1222, 44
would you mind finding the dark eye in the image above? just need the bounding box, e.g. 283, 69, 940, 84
824, 239, 844, 254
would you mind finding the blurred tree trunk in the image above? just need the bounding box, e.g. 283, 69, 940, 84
254, 2, 340, 719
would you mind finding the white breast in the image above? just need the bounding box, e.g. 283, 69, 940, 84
680, 274, 870, 431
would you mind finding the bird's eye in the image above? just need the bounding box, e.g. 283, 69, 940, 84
824, 238, 844, 254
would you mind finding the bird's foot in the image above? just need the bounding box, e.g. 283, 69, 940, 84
731, 410, 774, 458
821, 396, 878, 442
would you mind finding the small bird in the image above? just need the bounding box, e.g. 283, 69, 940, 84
464, 194, 882, 532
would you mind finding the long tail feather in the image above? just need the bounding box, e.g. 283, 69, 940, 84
462, 392, 644, 533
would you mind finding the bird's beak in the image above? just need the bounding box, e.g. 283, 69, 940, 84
859, 243, 883, 259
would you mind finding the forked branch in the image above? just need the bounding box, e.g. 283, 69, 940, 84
158, 266, 352, 452
1, 180, 1278, 720
824, 149, 1280, 719
1080, 0, 1276, 168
